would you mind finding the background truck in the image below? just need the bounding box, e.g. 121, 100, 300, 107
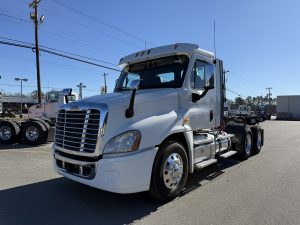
53, 43, 264, 201
0, 88, 77, 145
225, 104, 263, 124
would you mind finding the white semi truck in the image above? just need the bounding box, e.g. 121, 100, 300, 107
0, 89, 77, 145
53, 43, 264, 201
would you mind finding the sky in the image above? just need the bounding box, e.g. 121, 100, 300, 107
0, 0, 300, 100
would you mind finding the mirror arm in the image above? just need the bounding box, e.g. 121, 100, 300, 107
192, 85, 214, 103
125, 88, 137, 118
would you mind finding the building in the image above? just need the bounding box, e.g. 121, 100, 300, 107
0, 96, 38, 114
277, 95, 300, 120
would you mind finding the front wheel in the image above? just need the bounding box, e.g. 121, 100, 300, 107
149, 141, 188, 201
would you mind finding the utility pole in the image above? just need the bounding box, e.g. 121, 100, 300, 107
77, 83, 86, 100
15, 77, 28, 118
29, 0, 44, 104
103, 73, 108, 94
266, 87, 272, 106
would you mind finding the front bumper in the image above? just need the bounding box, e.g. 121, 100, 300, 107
53, 146, 158, 194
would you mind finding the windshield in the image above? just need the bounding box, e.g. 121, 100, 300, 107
115, 55, 189, 91
67, 95, 76, 102
47, 93, 59, 102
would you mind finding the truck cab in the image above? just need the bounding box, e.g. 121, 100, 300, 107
53, 43, 264, 201
28, 88, 77, 122
236, 105, 252, 116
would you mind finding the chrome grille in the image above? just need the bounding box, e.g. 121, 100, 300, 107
55, 109, 100, 153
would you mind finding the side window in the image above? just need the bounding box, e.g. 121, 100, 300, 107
205, 63, 215, 87
190, 60, 215, 89
122, 73, 141, 89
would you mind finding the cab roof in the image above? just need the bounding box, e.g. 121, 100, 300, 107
118, 43, 214, 68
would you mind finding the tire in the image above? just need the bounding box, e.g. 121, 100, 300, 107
235, 128, 253, 160
251, 126, 263, 154
149, 141, 188, 201
21, 121, 47, 145
247, 117, 257, 125
33, 119, 50, 142
224, 123, 253, 160
0, 120, 20, 144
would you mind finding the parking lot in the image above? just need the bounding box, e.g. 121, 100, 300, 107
1, 120, 300, 225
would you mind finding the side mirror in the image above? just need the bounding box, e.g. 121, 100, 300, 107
192, 92, 201, 102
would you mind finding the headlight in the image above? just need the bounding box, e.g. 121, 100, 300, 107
103, 130, 141, 154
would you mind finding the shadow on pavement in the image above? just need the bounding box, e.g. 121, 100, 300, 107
0, 158, 241, 225
0, 178, 162, 225
0, 143, 51, 150
182, 157, 240, 196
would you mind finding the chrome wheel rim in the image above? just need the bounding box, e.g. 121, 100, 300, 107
0, 126, 12, 140
163, 153, 184, 189
245, 134, 252, 155
257, 131, 262, 149
26, 126, 39, 141
250, 118, 256, 124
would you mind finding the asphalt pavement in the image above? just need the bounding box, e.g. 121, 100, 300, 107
0, 120, 299, 225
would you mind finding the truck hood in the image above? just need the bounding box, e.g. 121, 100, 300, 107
77, 89, 179, 110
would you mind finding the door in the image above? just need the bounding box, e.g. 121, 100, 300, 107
187, 57, 216, 130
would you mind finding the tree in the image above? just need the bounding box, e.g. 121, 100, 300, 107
234, 97, 246, 106
245, 96, 253, 106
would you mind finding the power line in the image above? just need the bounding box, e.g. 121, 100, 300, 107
0, 12, 31, 23
229, 72, 267, 88
39, 7, 142, 49
0, 36, 119, 67
51, 0, 156, 47
225, 88, 246, 98
40, 28, 123, 57
18, 0, 143, 49
0, 51, 112, 74
0, 10, 125, 57
39, 44, 118, 67
0, 39, 122, 72
0, 16, 31, 27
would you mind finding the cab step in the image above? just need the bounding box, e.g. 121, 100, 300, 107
194, 159, 217, 170
219, 150, 237, 159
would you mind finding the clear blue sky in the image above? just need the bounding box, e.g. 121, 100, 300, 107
1, 0, 299, 99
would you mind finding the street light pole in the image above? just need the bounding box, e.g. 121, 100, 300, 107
15, 77, 28, 118
103, 73, 108, 94
77, 83, 86, 100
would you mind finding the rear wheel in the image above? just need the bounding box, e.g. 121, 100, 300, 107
251, 126, 263, 154
22, 121, 47, 145
236, 129, 253, 160
33, 119, 50, 142
0, 120, 20, 144
247, 117, 257, 125
225, 123, 253, 160
149, 141, 188, 201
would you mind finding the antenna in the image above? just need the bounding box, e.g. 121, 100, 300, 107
214, 20, 217, 58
